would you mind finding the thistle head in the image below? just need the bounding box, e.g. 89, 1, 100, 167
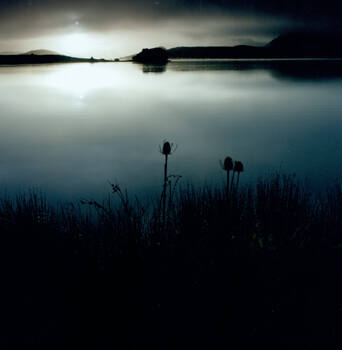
234, 161, 244, 173
222, 156, 233, 171
159, 140, 177, 155
162, 141, 171, 155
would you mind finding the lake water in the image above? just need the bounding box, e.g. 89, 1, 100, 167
0, 60, 342, 201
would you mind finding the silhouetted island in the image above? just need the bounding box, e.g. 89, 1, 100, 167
132, 47, 168, 63
166, 31, 342, 59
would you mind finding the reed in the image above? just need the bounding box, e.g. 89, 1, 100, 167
1, 176, 342, 349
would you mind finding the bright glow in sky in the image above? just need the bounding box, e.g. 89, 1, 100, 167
53, 33, 108, 58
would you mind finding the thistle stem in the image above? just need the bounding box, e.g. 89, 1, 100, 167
236, 173, 240, 192
226, 170, 230, 200
162, 154, 168, 226
232, 170, 236, 194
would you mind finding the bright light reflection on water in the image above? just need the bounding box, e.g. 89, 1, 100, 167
0, 60, 341, 201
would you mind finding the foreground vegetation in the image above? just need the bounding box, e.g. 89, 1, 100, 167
1, 174, 342, 349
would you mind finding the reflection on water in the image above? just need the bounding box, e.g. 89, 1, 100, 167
141, 63, 167, 74
0, 60, 341, 200
143, 59, 342, 81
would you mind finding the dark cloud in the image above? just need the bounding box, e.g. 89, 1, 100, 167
0, 0, 340, 55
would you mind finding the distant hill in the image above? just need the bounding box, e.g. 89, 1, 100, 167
167, 32, 342, 59
266, 32, 342, 57
0, 49, 60, 56
22, 49, 60, 56
167, 46, 265, 59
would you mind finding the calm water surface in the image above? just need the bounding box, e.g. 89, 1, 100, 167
0, 60, 341, 200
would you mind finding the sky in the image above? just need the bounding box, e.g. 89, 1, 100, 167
0, 0, 341, 58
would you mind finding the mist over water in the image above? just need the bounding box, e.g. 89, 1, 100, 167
0, 60, 341, 201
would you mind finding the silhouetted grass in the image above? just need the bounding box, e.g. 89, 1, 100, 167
1, 175, 342, 349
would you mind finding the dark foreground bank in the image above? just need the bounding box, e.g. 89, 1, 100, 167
1, 175, 342, 349
0, 54, 111, 65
